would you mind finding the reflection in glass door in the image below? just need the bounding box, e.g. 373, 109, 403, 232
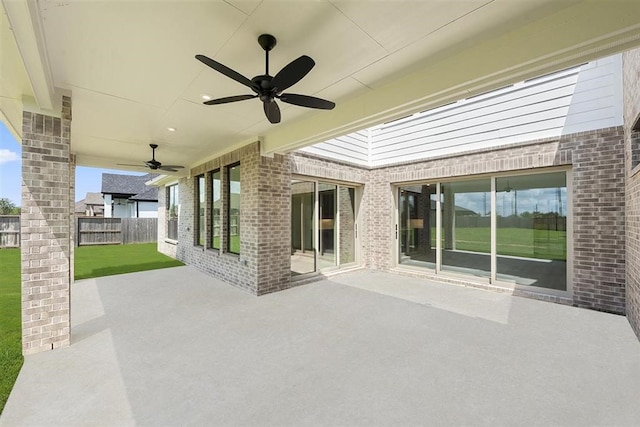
318, 183, 337, 270
291, 180, 358, 276
440, 179, 491, 278
291, 181, 315, 275
496, 173, 567, 290
398, 185, 437, 268
339, 187, 356, 265
396, 171, 568, 292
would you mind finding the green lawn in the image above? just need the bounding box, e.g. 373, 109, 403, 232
0, 249, 22, 416
74, 243, 184, 280
0, 243, 183, 414
423, 227, 566, 260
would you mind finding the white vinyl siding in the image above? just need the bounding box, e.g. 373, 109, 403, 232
137, 201, 158, 218
300, 130, 369, 166
301, 54, 623, 168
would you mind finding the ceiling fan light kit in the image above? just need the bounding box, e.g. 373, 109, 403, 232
196, 34, 336, 124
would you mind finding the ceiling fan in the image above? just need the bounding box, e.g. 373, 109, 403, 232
118, 144, 185, 172
196, 34, 336, 124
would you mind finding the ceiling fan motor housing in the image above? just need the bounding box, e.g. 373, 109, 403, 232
252, 75, 277, 102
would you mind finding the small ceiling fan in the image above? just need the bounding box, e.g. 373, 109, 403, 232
196, 34, 336, 124
118, 144, 185, 172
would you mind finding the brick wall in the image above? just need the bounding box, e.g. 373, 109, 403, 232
567, 128, 626, 313
20, 96, 73, 355
166, 128, 626, 315
368, 129, 626, 314
256, 154, 291, 295
623, 48, 640, 339
161, 142, 292, 295
176, 169, 257, 293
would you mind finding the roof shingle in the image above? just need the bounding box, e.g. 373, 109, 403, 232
101, 173, 159, 200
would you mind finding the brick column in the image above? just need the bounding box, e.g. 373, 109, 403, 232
256, 153, 291, 295
21, 96, 73, 354
623, 48, 640, 340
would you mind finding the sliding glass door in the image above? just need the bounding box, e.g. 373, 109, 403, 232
318, 183, 337, 270
397, 171, 568, 292
291, 181, 316, 275
291, 180, 358, 276
399, 184, 437, 268
440, 179, 491, 278
495, 172, 567, 290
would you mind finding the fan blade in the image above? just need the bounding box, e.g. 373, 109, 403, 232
204, 94, 257, 105
263, 101, 281, 124
279, 93, 335, 110
158, 165, 184, 169
159, 167, 179, 172
271, 55, 315, 93
195, 54, 254, 89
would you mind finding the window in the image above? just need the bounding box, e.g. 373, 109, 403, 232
290, 180, 358, 276
211, 169, 221, 250
196, 175, 205, 246
167, 184, 179, 240
227, 163, 240, 254
397, 171, 568, 292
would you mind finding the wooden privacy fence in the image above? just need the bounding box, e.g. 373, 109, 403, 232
76, 217, 158, 246
0, 215, 20, 248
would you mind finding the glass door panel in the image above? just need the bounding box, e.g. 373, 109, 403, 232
399, 185, 436, 269
338, 186, 356, 266
496, 172, 567, 290
292, 180, 360, 276
318, 183, 337, 270
440, 179, 491, 278
291, 181, 316, 275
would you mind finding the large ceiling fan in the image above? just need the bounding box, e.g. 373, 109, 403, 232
118, 144, 185, 172
196, 34, 336, 124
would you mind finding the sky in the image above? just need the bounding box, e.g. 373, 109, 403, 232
0, 120, 145, 206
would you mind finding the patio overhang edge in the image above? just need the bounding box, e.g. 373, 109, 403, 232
2, 0, 56, 112
147, 175, 178, 187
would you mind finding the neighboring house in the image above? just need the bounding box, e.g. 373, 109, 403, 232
101, 173, 159, 218
74, 192, 104, 217
154, 53, 632, 320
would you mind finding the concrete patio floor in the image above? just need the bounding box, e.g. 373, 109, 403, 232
2, 267, 640, 426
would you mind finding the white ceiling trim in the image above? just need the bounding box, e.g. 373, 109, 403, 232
2, 0, 55, 112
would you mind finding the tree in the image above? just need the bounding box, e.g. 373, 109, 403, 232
0, 198, 20, 215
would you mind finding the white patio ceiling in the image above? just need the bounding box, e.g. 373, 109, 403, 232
1, 0, 640, 175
